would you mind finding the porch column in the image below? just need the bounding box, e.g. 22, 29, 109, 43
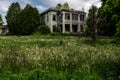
70, 13, 72, 32
62, 12, 65, 33
78, 14, 80, 32
50, 13, 53, 33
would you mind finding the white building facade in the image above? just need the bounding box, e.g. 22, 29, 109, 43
41, 8, 86, 33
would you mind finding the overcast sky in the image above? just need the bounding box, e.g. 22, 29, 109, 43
0, 0, 102, 24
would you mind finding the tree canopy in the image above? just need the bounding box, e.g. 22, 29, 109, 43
6, 3, 40, 35
6, 2, 21, 34
87, 5, 98, 42
16, 4, 40, 35
63, 2, 70, 10
56, 2, 70, 10
56, 3, 62, 10
98, 0, 120, 36
0, 14, 2, 25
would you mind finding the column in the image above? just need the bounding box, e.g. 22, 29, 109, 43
50, 13, 53, 33
70, 13, 72, 32
78, 14, 80, 32
62, 12, 65, 33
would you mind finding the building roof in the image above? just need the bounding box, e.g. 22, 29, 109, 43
41, 7, 58, 15
41, 7, 86, 15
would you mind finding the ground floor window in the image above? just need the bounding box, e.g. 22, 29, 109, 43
80, 25, 83, 32
72, 25, 78, 32
60, 25, 62, 32
53, 25, 61, 32
65, 24, 70, 32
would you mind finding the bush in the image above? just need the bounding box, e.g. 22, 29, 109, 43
53, 26, 61, 32
38, 25, 50, 34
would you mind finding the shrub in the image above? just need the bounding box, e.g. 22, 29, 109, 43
38, 25, 50, 34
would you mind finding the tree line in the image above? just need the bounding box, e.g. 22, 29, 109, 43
6, 2, 41, 35
87, 0, 120, 42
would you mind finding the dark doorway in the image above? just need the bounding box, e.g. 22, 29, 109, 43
60, 25, 62, 32
80, 25, 83, 32
65, 24, 70, 32
72, 25, 78, 32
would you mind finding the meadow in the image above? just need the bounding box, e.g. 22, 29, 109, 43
0, 35, 119, 80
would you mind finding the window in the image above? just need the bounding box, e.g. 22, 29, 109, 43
80, 15, 84, 21
65, 24, 70, 32
80, 25, 83, 32
72, 25, 78, 32
72, 14, 78, 20
53, 15, 56, 21
65, 13, 70, 20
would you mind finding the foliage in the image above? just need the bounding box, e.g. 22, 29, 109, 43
38, 25, 50, 34
63, 2, 70, 10
6, 3, 40, 35
0, 14, 2, 25
86, 5, 98, 42
56, 2, 70, 10
98, 0, 120, 36
53, 26, 61, 32
16, 4, 40, 35
6, 2, 21, 34
56, 3, 62, 10
0, 36, 119, 79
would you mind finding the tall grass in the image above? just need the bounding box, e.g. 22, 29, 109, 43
0, 36, 119, 80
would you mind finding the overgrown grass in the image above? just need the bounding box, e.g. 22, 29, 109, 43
0, 35, 119, 80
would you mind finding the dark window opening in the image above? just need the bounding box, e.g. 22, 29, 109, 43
72, 14, 78, 20
65, 24, 70, 32
60, 25, 62, 32
80, 15, 84, 21
72, 25, 78, 32
80, 25, 83, 32
53, 25, 61, 32
65, 13, 70, 20
53, 15, 56, 21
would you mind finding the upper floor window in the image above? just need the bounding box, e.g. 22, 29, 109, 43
80, 14, 84, 21
65, 13, 70, 20
53, 15, 56, 21
72, 14, 78, 20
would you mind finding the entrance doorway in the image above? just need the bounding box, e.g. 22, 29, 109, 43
72, 25, 78, 32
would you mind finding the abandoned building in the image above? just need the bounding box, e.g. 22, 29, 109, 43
41, 7, 86, 33
0, 25, 9, 35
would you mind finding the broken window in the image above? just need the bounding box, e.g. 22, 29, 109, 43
80, 14, 84, 21
72, 14, 78, 20
53, 15, 56, 21
65, 13, 70, 20
65, 24, 70, 32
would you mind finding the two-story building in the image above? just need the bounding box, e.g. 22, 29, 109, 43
41, 7, 86, 33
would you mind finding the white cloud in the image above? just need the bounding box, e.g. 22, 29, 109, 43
40, 0, 101, 12
36, 5, 47, 12
0, 1, 10, 13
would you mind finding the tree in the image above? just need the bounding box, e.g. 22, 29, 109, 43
98, 0, 120, 37
87, 5, 98, 42
56, 2, 70, 10
0, 14, 2, 25
6, 2, 21, 34
63, 2, 70, 10
56, 3, 62, 10
16, 4, 40, 35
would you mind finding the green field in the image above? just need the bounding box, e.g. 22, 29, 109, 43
0, 35, 120, 80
